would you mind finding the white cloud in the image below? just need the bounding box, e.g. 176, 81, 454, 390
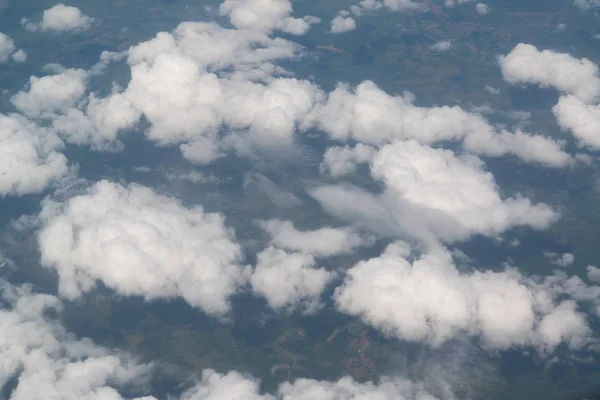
38, 180, 250, 316
218, 0, 319, 35
0, 113, 70, 196
499, 43, 600, 104
55, 22, 324, 160
311, 140, 558, 245
12, 68, 88, 118
302, 81, 573, 168
250, 246, 333, 313
0, 33, 25, 63
23, 4, 95, 33
330, 15, 356, 34
356, 0, 425, 12
544, 252, 575, 267
430, 40, 452, 52
484, 85, 499, 95
320, 143, 377, 177
333, 242, 592, 351
552, 95, 600, 149
475, 3, 490, 14
588, 265, 600, 283
258, 219, 372, 257
0, 280, 155, 400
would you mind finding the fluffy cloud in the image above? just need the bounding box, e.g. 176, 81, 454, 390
572, 0, 600, 9
0, 280, 155, 400
430, 40, 452, 52
218, 0, 320, 35
250, 247, 333, 313
49, 22, 324, 161
37, 180, 250, 316
23, 4, 95, 33
0, 32, 26, 63
499, 43, 600, 104
320, 144, 377, 177
475, 3, 490, 14
0, 113, 70, 196
355, 0, 425, 12
330, 15, 356, 34
302, 81, 573, 168
12, 68, 88, 118
311, 140, 558, 245
333, 243, 592, 351
552, 95, 600, 149
259, 219, 372, 257
587, 265, 600, 283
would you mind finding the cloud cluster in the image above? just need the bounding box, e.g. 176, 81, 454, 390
0, 32, 26, 63
302, 81, 573, 168
330, 13, 357, 34
334, 243, 592, 351
22, 4, 95, 33
500, 43, 600, 151
312, 140, 558, 245
0, 280, 155, 400
38, 180, 250, 316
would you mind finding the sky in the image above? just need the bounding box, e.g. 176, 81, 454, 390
2, 0, 600, 399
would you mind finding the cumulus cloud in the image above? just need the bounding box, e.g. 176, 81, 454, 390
218, 0, 320, 35
544, 252, 575, 267
355, 0, 426, 12
311, 140, 558, 245
572, 0, 600, 9
552, 95, 600, 149
12, 68, 88, 118
499, 43, 600, 104
475, 3, 490, 14
330, 15, 356, 34
49, 22, 324, 160
22, 4, 95, 33
0, 113, 70, 196
587, 265, 600, 283
302, 81, 573, 168
333, 242, 592, 351
0, 280, 155, 400
259, 219, 372, 257
250, 246, 333, 313
38, 180, 250, 316
430, 40, 452, 52
0, 32, 26, 63
320, 143, 377, 177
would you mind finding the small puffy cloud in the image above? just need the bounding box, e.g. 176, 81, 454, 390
430, 40, 452, 52
544, 252, 575, 267
330, 15, 356, 34
356, 0, 425, 12
587, 265, 600, 283
333, 243, 592, 351
218, 0, 319, 35
484, 85, 499, 95
38, 180, 250, 316
475, 3, 490, 14
303, 81, 573, 168
499, 43, 600, 103
0, 114, 70, 196
12, 68, 88, 118
0, 280, 155, 400
0, 33, 25, 63
250, 246, 333, 313
320, 143, 377, 177
259, 219, 372, 257
23, 4, 95, 33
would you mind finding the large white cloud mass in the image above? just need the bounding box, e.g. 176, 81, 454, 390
0, 113, 70, 196
37, 180, 250, 316
302, 81, 573, 168
311, 140, 558, 245
333, 242, 592, 351
23, 3, 95, 33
